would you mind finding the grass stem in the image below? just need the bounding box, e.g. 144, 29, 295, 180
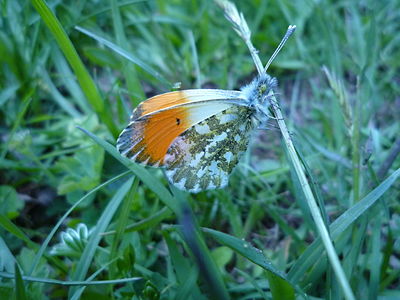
218, 1, 356, 299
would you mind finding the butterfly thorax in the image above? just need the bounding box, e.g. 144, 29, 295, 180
240, 73, 277, 122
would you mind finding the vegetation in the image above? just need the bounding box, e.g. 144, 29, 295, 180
1, 0, 399, 299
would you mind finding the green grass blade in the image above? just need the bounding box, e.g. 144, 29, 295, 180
0, 83, 19, 107
77, 126, 179, 214
14, 263, 27, 300
0, 271, 140, 286
51, 48, 91, 114
368, 214, 382, 300
0, 237, 15, 273
102, 206, 172, 236
288, 168, 400, 282
202, 226, 303, 297
295, 143, 330, 229
68, 177, 134, 297
75, 26, 171, 87
188, 30, 201, 89
41, 69, 81, 118
176, 269, 199, 300
273, 91, 355, 300
217, 2, 354, 297
173, 189, 230, 300
265, 271, 295, 300
27, 171, 130, 276
0, 216, 37, 249
30, 0, 119, 136
236, 268, 269, 300
0, 90, 33, 159
69, 258, 140, 300
202, 227, 288, 282
109, 178, 139, 278
163, 232, 202, 299
111, 0, 145, 102
351, 74, 363, 204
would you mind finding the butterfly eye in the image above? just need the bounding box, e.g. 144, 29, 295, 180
259, 84, 267, 94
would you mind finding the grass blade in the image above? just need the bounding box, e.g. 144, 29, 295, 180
14, 263, 27, 300
75, 26, 171, 87
173, 189, 230, 300
0, 237, 15, 273
102, 206, 172, 235
266, 271, 295, 300
288, 168, 400, 282
0, 90, 33, 159
0, 271, 140, 286
203, 227, 287, 281
109, 178, 139, 278
27, 171, 130, 276
68, 177, 134, 297
111, 0, 145, 102
77, 126, 179, 214
163, 232, 202, 299
218, 2, 355, 298
30, 0, 119, 136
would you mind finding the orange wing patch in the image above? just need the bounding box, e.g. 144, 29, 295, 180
119, 106, 191, 166
136, 107, 190, 165
131, 91, 189, 120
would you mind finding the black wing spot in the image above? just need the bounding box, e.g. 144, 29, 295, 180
176, 118, 181, 125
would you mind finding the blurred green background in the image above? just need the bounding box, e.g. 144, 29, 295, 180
0, 0, 399, 299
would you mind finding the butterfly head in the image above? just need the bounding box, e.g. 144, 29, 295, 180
241, 73, 277, 108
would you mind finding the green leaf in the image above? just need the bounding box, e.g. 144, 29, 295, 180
56, 145, 104, 197
211, 246, 233, 272
0, 185, 24, 219
0, 236, 15, 273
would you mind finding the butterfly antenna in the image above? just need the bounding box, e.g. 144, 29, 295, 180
265, 25, 296, 72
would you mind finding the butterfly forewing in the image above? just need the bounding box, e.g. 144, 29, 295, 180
164, 105, 258, 193
130, 89, 243, 120
117, 90, 246, 167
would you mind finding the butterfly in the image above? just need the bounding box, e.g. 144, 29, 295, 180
116, 26, 295, 193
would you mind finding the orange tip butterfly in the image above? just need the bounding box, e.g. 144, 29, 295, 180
117, 26, 296, 193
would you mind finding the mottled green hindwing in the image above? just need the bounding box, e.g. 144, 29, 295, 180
164, 105, 258, 193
